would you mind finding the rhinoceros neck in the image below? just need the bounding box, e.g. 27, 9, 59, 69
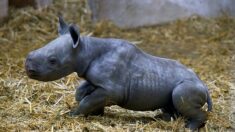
74, 36, 113, 77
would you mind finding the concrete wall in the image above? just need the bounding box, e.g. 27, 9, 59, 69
9, 0, 52, 8
0, 0, 8, 22
88, 0, 235, 28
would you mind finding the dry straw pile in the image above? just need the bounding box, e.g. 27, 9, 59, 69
0, 0, 234, 131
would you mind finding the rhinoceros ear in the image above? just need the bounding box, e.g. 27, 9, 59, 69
69, 24, 80, 48
58, 16, 69, 35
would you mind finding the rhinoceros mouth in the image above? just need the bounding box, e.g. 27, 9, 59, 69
27, 73, 50, 82
25, 68, 41, 79
27, 72, 40, 79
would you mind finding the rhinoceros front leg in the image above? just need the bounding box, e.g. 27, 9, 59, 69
155, 103, 180, 121
69, 88, 106, 116
75, 81, 96, 102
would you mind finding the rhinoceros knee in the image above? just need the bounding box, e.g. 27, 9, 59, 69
75, 81, 96, 102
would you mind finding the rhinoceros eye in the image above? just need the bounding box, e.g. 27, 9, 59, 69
48, 57, 57, 65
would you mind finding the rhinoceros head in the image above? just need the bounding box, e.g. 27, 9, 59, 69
25, 16, 81, 81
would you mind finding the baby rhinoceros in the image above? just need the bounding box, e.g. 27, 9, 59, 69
25, 17, 212, 130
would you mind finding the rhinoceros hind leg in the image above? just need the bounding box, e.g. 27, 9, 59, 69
172, 80, 207, 130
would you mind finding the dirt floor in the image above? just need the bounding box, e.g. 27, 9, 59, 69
0, 0, 235, 131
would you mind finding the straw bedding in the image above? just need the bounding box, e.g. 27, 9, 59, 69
0, 0, 234, 131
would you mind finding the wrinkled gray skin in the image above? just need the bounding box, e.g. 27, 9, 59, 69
25, 17, 212, 130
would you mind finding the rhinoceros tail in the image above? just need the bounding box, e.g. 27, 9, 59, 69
206, 90, 212, 111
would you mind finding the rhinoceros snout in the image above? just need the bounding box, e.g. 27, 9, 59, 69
25, 52, 40, 78
25, 64, 37, 75
25, 61, 38, 77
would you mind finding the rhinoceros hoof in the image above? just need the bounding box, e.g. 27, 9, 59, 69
185, 119, 206, 130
